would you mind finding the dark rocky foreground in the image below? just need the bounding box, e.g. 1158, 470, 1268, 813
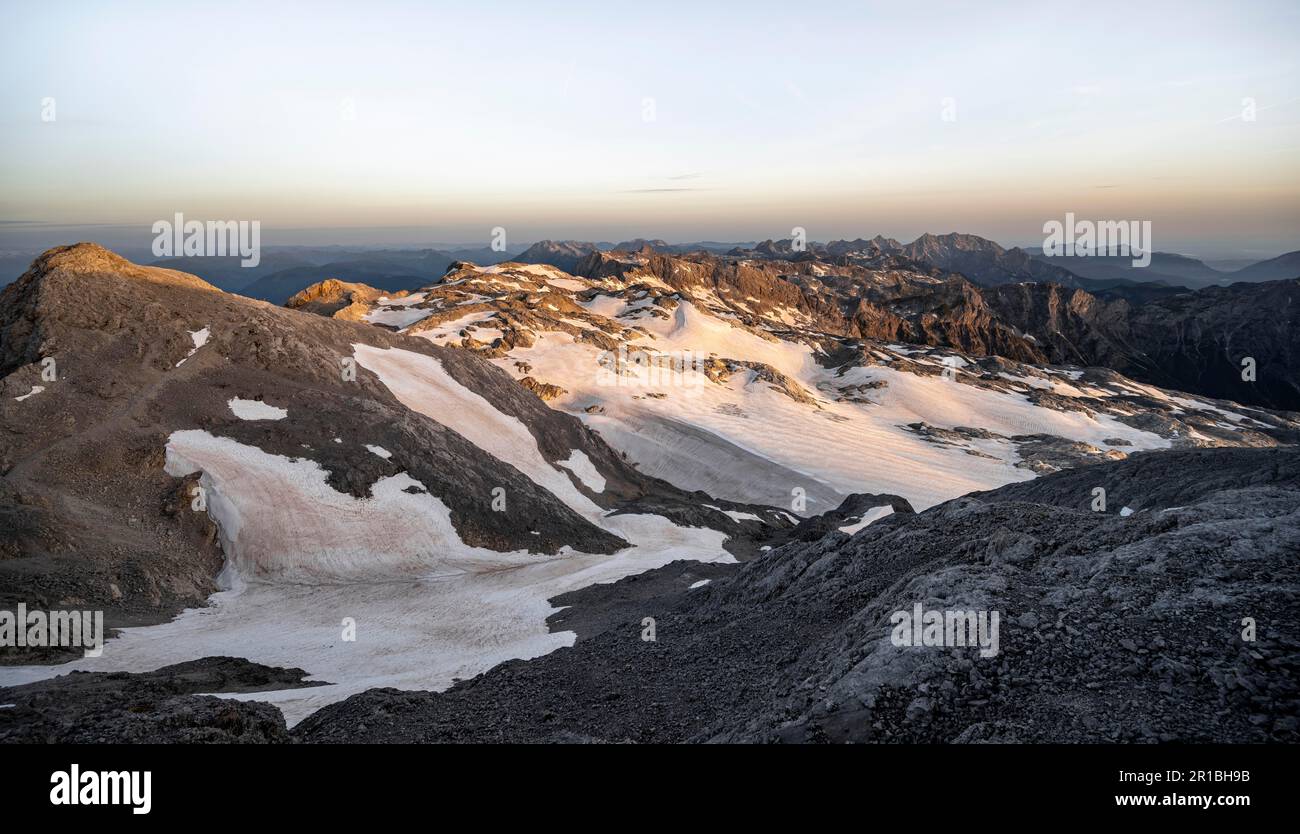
0, 657, 312, 742
4, 447, 1296, 744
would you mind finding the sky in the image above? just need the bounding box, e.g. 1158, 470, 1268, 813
1, 0, 1298, 258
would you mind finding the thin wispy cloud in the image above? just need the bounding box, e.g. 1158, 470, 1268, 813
619, 187, 708, 193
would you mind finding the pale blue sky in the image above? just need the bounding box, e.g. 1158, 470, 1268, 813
2, 0, 1298, 255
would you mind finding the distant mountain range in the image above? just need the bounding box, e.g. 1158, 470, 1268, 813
2, 232, 1294, 313
152, 248, 476, 303
1229, 250, 1300, 283
511, 233, 1299, 294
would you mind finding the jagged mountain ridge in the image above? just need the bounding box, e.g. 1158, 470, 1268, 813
510, 242, 1300, 411
513, 232, 1296, 292
321, 254, 1297, 518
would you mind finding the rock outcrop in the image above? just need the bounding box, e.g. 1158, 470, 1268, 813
284, 278, 386, 320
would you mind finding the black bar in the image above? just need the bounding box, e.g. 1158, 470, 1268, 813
3, 743, 1283, 820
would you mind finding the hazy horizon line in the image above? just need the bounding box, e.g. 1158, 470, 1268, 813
0, 222, 1293, 262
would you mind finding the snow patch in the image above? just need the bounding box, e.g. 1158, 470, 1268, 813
838, 505, 895, 535
365, 294, 434, 329
556, 450, 606, 493
0, 421, 738, 726
176, 326, 210, 367
228, 398, 288, 421
353, 343, 602, 521
704, 504, 762, 523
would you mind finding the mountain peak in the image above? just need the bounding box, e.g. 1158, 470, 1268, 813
613, 238, 670, 253
910, 232, 1005, 253
23, 241, 221, 293
515, 240, 599, 271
